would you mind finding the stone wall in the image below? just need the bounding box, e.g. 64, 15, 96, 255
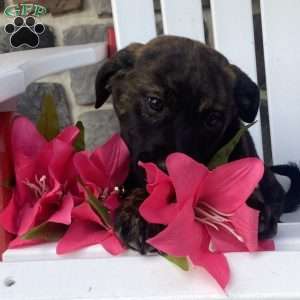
0, 0, 169, 149
0, 0, 119, 149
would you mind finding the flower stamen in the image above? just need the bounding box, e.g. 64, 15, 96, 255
195, 202, 244, 242
99, 187, 109, 201
23, 175, 49, 198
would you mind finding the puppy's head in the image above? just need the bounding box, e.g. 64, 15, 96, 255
95, 36, 259, 184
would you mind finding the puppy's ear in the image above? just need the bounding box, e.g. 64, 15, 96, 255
95, 43, 143, 109
230, 65, 260, 123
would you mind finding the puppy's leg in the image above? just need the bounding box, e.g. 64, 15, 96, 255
231, 131, 285, 239
246, 174, 283, 240
115, 188, 163, 254
270, 163, 300, 213
258, 167, 286, 238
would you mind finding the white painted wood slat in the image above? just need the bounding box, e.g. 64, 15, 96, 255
160, 0, 205, 42
0, 43, 106, 109
210, 0, 263, 159
3, 222, 300, 263
111, 0, 157, 49
260, 0, 300, 165
2, 251, 300, 299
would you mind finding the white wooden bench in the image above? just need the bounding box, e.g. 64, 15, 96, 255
1, 0, 300, 299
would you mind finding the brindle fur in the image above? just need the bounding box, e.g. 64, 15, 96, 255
95, 36, 287, 253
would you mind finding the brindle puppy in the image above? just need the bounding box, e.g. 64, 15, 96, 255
95, 36, 299, 253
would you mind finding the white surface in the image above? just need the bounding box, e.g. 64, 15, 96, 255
161, 0, 205, 42
111, 0, 157, 49
4, 221, 300, 263
0, 43, 107, 108
1, 250, 300, 299
2, 221, 300, 299
260, 0, 300, 164
275, 222, 300, 250
210, 0, 263, 159
281, 209, 300, 223
3, 243, 113, 263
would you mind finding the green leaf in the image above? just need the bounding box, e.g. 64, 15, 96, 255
207, 122, 256, 170
78, 179, 111, 227
36, 95, 60, 141
74, 121, 85, 151
163, 255, 189, 271
87, 190, 111, 226
22, 222, 67, 242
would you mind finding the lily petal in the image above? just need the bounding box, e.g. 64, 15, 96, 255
207, 226, 247, 253
230, 204, 259, 251
138, 161, 170, 193
48, 194, 74, 225
73, 151, 107, 189
56, 126, 80, 144
91, 134, 130, 188
105, 193, 120, 212
56, 219, 110, 254
8, 236, 44, 249
34, 176, 63, 223
166, 153, 208, 205
0, 192, 19, 234
190, 250, 230, 290
189, 229, 230, 289
146, 203, 203, 257
18, 203, 40, 235
139, 182, 178, 225
201, 158, 264, 213
72, 202, 104, 226
207, 204, 259, 252
101, 233, 125, 255
14, 161, 36, 206
11, 117, 46, 165
47, 139, 75, 183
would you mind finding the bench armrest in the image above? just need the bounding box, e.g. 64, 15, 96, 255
0, 43, 107, 110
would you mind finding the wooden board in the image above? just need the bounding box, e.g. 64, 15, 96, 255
1, 250, 300, 299
160, 0, 205, 42
210, 0, 263, 158
111, 0, 157, 49
260, 0, 300, 164
0, 43, 106, 104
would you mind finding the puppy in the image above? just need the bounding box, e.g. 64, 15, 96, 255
95, 36, 300, 253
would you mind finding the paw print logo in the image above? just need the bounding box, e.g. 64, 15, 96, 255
4, 16, 45, 48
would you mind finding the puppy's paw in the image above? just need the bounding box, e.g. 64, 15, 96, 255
115, 188, 163, 254
247, 191, 278, 240
258, 207, 278, 240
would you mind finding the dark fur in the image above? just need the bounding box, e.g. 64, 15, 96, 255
95, 36, 299, 253
271, 164, 300, 213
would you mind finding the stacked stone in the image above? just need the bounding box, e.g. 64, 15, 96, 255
0, 0, 120, 149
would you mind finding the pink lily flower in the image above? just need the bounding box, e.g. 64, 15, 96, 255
139, 153, 274, 289
56, 134, 129, 255
0, 117, 80, 248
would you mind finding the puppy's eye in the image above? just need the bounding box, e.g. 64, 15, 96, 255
205, 112, 223, 127
147, 96, 164, 112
